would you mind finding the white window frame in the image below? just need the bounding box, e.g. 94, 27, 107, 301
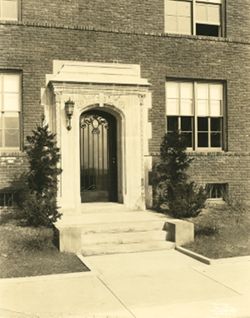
0, 72, 21, 151
165, 0, 224, 37
0, 0, 19, 21
166, 80, 224, 152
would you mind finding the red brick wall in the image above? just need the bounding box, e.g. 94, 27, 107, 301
19, 0, 250, 41
188, 153, 250, 202
0, 153, 28, 188
1, 26, 249, 149
226, 0, 250, 41
152, 151, 250, 204
0, 0, 249, 202
21, 0, 164, 34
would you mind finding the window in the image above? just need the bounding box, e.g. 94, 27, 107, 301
206, 183, 228, 199
166, 80, 224, 150
0, 191, 15, 207
0, 0, 18, 21
0, 73, 21, 149
166, 82, 194, 147
165, 0, 223, 37
165, 1, 192, 35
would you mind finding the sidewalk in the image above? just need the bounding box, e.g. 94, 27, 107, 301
0, 250, 250, 318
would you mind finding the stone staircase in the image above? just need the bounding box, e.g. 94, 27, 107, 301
56, 203, 175, 256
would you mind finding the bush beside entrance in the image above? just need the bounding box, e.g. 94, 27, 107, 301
153, 131, 207, 218
13, 120, 62, 227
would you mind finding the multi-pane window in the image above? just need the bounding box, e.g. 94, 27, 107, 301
196, 83, 223, 148
0, 73, 21, 149
166, 80, 224, 150
166, 82, 194, 147
196, 1, 221, 36
165, 1, 192, 35
0, 0, 18, 21
165, 0, 223, 37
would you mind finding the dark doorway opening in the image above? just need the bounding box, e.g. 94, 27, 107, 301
80, 110, 118, 203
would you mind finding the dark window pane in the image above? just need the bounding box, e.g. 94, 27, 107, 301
5, 193, 13, 206
206, 183, 228, 199
181, 116, 192, 131
198, 117, 208, 131
182, 132, 193, 148
0, 193, 4, 206
167, 116, 178, 132
196, 24, 219, 37
0, 192, 14, 207
198, 132, 208, 147
211, 117, 221, 132
211, 132, 221, 147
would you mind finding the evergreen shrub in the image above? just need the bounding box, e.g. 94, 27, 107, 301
154, 131, 207, 218
16, 120, 62, 227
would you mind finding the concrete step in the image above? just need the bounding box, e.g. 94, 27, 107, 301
79, 202, 137, 213
79, 220, 166, 234
82, 230, 167, 245
57, 211, 168, 228
81, 240, 175, 256
56, 206, 174, 255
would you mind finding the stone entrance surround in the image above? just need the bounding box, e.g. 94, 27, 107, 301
42, 61, 152, 214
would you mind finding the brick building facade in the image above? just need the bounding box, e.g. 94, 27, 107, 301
0, 0, 249, 210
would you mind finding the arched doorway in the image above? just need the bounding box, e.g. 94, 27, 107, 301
80, 109, 118, 202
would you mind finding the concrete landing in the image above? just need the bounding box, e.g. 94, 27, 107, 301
57, 203, 168, 227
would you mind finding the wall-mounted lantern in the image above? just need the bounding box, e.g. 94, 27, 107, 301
65, 98, 75, 130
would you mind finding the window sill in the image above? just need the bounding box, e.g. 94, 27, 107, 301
0, 18, 19, 23
0, 149, 25, 157
164, 31, 226, 41
186, 148, 223, 154
206, 198, 225, 205
151, 151, 250, 157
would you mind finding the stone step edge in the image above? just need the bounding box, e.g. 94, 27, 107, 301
56, 220, 167, 231
55, 217, 169, 228
82, 246, 175, 256
57, 219, 167, 229
80, 227, 168, 235
81, 231, 167, 245
81, 241, 175, 256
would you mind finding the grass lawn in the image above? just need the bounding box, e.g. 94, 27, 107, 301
0, 221, 89, 278
184, 202, 250, 259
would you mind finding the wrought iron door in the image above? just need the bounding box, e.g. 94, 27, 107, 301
80, 110, 117, 202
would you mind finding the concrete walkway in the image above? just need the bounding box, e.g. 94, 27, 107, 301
0, 250, 250, 317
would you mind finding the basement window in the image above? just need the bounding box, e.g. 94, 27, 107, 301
0, 191, 15, 207
206, 183, 228, 200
